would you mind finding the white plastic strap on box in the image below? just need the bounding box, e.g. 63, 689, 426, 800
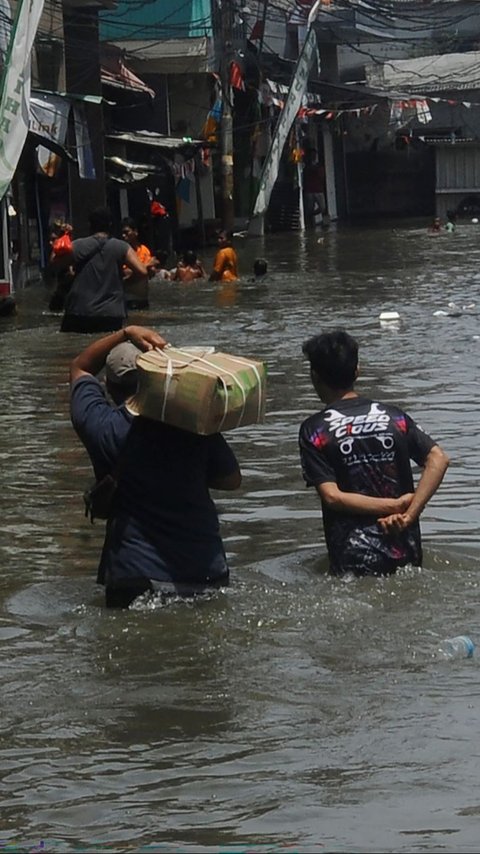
211, 353, 264, 423
154, 346, 264, 430
174, 347, 247, 430
160, 352, 174, 422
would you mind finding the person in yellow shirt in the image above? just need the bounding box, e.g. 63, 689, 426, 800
209, 230, 239, 282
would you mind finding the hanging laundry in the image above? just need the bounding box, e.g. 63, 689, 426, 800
416, 99, 432, 124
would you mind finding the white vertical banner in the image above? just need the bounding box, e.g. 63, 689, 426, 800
0, 0, 46, 200
251, 26, 318, 219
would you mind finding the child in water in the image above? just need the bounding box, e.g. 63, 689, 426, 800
445, 209, 456, 233
173, 250, 206, 282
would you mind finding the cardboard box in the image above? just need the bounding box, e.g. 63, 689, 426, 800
127, 346, 267, 435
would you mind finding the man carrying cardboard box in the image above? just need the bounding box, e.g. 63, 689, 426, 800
69, 325, 242, 608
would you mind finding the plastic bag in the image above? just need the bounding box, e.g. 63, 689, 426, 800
52, 233, 73, 256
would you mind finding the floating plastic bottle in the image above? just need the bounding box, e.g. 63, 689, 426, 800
439, 635, 475, 659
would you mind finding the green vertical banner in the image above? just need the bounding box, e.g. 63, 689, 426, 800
0, 0, 46, 200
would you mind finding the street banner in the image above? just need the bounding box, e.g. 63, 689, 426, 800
30, 95, 70, 176
73, 103, 96, 180
251, 26, 318, 220
0, 0, 46, 200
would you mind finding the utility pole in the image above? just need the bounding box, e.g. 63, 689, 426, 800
258, 0, 269, 55
220, 0, 235, 232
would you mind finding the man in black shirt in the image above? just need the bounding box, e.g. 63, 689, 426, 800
299, 329, 449, 576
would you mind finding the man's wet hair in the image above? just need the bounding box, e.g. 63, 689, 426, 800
302, 329, 358, 390
183, 250, 197, 266
253, 258, 267, 276
89, 207, 113, 234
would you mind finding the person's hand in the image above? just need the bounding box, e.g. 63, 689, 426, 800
124, 325, 167, 351
378, 510, 415, 535
147, 258, 160, 279
378, 494, 415, 533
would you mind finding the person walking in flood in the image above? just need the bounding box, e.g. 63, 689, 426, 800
209, 230, 239, 282
69, 325, 242, 607
121, 217, 158, 310
299, 329, 449, 576
59, 207, 148, 333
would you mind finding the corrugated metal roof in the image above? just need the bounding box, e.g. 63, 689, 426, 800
269, 0, 455, 12
366, 50, 480, 93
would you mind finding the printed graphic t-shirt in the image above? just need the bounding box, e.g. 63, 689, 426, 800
299, 397, 437, 576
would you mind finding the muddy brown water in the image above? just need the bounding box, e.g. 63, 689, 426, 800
1, 223, 480, 852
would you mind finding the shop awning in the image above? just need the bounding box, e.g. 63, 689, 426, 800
106, 131, 206, 151
101, 53, 155, 97
105, 154, 166, 183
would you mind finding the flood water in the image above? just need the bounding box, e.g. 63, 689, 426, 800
1, 223, 480, 853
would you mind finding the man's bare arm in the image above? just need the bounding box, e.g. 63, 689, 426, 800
124, 246, 148, 280
70, 326, 167, 383
317, 482, 413, 516
378, 445, 450, 533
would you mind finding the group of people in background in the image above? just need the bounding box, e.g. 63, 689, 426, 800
46, 207, 269, 334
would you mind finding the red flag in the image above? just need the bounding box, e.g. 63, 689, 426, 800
250, 20, 264, 41
230, 61, 245, 91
